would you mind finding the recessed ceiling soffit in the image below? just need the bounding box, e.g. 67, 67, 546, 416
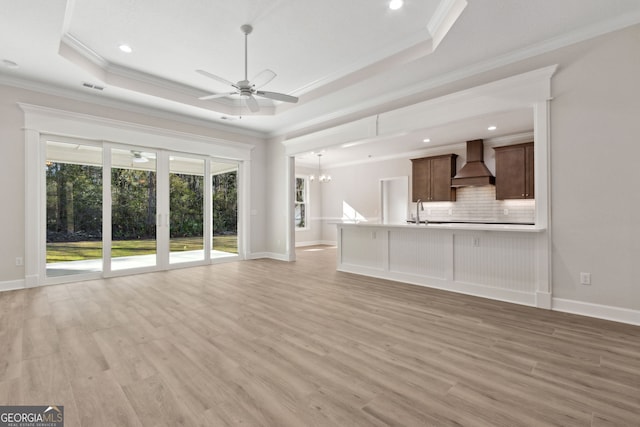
57, 0, 467, 118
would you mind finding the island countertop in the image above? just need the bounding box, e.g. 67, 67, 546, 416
333, 221, 545, 233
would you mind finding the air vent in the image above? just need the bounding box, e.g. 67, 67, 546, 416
82, 83, 104, 91
2, 59, 18, 69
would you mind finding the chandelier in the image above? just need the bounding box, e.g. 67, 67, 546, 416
310, 153, 331, 183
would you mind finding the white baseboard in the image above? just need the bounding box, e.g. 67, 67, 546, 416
552, 298, 640, 326
338, 264, 537, 307
248, 252, 293, 262
295, 240, 322, 248
0, 279, 25, 292
295, 240, 337, 248
536, 292, 552, 309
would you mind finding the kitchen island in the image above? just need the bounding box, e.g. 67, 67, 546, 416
335, 221, 551, 309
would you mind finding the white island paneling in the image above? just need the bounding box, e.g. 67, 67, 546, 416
337, 222, 548, 308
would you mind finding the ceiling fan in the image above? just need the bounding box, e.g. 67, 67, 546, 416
196, 24, 298, 112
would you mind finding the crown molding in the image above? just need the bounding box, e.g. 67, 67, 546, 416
428, 0, 468, 50
0, 75, 267, 140
18, 102, 259, 152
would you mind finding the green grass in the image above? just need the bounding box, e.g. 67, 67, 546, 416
46, 235, 237, 263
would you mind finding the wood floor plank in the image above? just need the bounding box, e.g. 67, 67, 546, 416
0, 317, 22, 382
71, 370, 142, 427
20, 353, 82, 426
91, 326, 158, 387
49, 297, 84, 330
57, 326, 109, 380
22, 315, 59, 360
8, 246, 640, 426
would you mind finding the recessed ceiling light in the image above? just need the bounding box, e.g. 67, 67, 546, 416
389, 0, 403, 10
2, 59, 18, 69
488, 125, 497, 131
119, 44, 133, 53
423, 138, 431, 143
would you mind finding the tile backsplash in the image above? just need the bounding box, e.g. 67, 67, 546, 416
410, 185, 535, 223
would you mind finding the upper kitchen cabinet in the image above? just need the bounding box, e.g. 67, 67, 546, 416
494, 142, 534, 200
411, 154, 457, 202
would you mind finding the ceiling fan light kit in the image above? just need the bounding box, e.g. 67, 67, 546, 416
197, 24, 299, 112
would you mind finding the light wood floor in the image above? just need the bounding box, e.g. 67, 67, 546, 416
1, 246, 639, 426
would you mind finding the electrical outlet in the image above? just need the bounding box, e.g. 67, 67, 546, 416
473, 237, 480, 247
371, 231, 377, 239
503, 208, 509, 215
448, 208, 453, 216
580, 272, 591, 285
15, 257, 23, 266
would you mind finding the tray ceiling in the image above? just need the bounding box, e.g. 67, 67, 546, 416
1, 0, 640, 141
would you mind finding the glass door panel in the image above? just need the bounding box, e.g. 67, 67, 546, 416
211, 161, 238, 258
111, 148, 157, 270
46, 141, 103, 277
170, 156, 205, 264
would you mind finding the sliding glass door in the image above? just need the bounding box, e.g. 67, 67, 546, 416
110, 148, 158, 271
43, 139, 241, 281
211, 161, 238, 258
45, 140, 103, 277
170, 156, 205, 264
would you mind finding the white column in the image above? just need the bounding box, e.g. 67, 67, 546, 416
24, 129, 43, 287
285, 155, 296, 261
156, 150, 170, 268
102, 142, 112, 275
239, 159, 251, 260
533, 100, 552, 308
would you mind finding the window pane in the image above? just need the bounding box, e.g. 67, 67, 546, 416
46, 141, 103, 277
296, 177, 305, 202
295, 203, 306, 228
170, 156, 204, 264
111, 148, 157, 270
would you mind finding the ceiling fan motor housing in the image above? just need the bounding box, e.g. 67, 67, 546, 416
196, 23, 298, 110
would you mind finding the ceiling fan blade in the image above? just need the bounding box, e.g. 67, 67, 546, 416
196, 69, 236, 88
245, 95, 260, 112
251, 69, 276, 89
198, 92, 238, 100
256, 91, 299, 103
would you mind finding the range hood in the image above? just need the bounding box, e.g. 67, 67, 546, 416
451, 139, 495, 187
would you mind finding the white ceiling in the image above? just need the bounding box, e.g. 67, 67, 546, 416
2, 0, 640, 165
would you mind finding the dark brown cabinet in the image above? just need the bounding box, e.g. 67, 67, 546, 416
411, 154, 457, 202
494, 142, 534, 200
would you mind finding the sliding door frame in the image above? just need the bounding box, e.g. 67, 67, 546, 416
22, 103, 253, 287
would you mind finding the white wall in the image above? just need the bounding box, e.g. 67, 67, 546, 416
264, 139, 291, 257
0, 88, 27, 282
320, 157, 411, 243
550, 25, 640, 311
0, 85, 267, 283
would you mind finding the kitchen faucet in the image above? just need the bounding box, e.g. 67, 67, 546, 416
416, 199, 425, 224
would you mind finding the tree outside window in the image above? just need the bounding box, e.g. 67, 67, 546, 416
295, 176, 308, 229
